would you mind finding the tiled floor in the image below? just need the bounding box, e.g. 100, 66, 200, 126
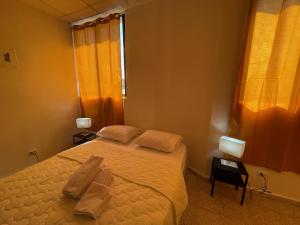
180, 170, 300, 225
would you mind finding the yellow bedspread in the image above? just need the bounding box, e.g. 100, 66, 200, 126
0, 140, 188, 225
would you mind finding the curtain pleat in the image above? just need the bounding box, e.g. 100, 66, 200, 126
231, 0, 300, 173
74, 18, 124, 131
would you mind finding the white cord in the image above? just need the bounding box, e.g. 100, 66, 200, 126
248, 173, 271, 200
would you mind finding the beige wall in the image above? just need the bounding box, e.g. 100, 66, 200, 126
124, 0, 300, 201
124, 0, 250, 176
0, 0, 80, 177
246, 165, 300, 202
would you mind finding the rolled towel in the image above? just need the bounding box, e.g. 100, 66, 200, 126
94, 168, 114, 186
63, 155, 103, 199
73, 183, 111, 219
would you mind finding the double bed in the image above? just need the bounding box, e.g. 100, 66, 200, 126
0, 137, 188, 225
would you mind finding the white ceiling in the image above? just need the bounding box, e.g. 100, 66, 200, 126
19, 0, 131, 22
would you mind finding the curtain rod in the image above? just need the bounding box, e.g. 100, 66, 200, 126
72, 13, 124, 30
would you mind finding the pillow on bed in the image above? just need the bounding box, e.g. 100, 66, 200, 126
97, 125, 140, 144
135, 130, 183, 153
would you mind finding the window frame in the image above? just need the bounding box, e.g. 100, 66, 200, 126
120, 15, 127, 97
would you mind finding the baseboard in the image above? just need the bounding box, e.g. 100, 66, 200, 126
262, 191, 300, 206
187, 165, 210, 180
187, 165, 300, 205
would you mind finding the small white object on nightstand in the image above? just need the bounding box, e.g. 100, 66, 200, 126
220, 159, 238, 168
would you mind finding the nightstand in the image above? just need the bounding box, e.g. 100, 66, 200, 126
210, 157, 249, 205
73, 131, 96, 146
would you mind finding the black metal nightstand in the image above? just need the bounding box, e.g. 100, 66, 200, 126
210, 157, 249, 205
73, 132, 96, 146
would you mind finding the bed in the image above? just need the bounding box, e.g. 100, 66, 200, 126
0, 137, 188, 225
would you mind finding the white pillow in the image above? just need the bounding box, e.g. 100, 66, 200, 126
97, 125, 140, 144
135, 130, 183, 152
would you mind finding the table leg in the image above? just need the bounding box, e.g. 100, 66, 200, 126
210, 165, 213, 183
241, 175, 249, 205
211, 175, 215, 196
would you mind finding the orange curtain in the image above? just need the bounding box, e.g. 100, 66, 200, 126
73, 16, 124, 131
232, 0, 300, 173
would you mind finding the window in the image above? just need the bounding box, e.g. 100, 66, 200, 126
72, 13, 126, 98
120, 15, 126, 97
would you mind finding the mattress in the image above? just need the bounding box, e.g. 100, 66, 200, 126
0, 139, 188, 225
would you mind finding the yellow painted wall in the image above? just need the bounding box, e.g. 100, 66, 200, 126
0, 0, 80, 177
124, 0, 300, 201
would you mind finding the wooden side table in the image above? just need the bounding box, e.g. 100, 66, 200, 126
73, 131, 96, 146
210, 157, 249, 205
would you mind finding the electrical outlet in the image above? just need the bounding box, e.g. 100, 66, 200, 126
0, 48, 18, 68
28, 148, 38, 155
256, 171, 262, 176
27, 149, 40, 163
256, 170, 269, 177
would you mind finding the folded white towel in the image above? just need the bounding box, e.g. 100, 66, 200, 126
73, 183, 111, 219
94, 168, 114, 186
62, 155, 103, 199
73, 169, 114, 219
